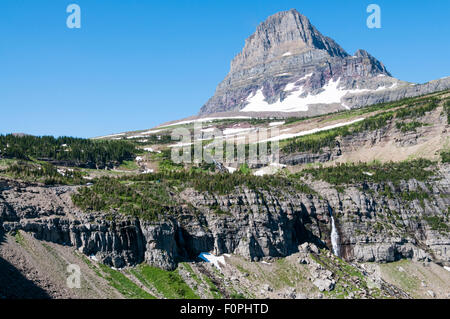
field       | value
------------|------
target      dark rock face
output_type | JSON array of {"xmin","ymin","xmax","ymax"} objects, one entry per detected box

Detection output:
[
  {"xmin": 199, "ymin": 9, "xmax": 450, "ymax": 117},
  {"xmin": 0, "ymin": 183, "xmax": 327, "ymax": 270},
  {"xmin": 341, "ymin": 77, "xmax": 450, "ymax": 109},
  {"xmin": 36, "ymin": 159, "xmax": 122, "ymax": 170},
  {"xmin": 1, "ymin": 166, "xmax": 449, "ymax": 270},
  {"xmin": 280, "ymin": 148, "xmax": 336, "ymax": 166}
]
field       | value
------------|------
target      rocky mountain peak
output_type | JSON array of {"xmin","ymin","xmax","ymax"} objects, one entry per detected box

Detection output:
[
  {"xmin": 354, "ymin": 49, "xmax": 371, "ymax": 58},
  {"xmin": 198, "ymin": 9, "xmax": 450, "ymax": 116},
  {"xmin": 230, "ymin": 9, "xmax": 348, "ymax": 72},
  {"xmin": 354, "ymin": 49, "xmax": 391, "ymax": 76}
]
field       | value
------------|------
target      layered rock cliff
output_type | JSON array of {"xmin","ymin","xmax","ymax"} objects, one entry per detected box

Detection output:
[
  {"xmin": 199, "ymin": 9, "xmax": 450, "ymax": 117},
  {"xmin": 1, "ymin": 164, "xmax": 449, "ymax": 271}
]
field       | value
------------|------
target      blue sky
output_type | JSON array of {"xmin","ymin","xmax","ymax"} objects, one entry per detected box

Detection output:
[{"xmin": 1, "ymin": 0, "xmax": 449, "ymax": 138}]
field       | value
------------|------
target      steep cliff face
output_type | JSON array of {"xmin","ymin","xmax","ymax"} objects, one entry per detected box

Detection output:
[
  {"xmin": 0, "ymin": 181, "xmax": 325, "ymax": 270},
  {"xmin": 228, "ymin": 9, "xmax": 349, "ymax": 74},
  {"xmin": 198, "ymin": 9, "xmax": 450, "ymax": 117},
  {"xmin": 1, "ymin": 165, "xmax": 449, "ymax": 271},
  {"xmin": 280, "ymin": 98, "xmax": 449, "ymax": 166},
  {"xmin": 314, "ymin": 175, "xmax": 450, "ymax": 264}
]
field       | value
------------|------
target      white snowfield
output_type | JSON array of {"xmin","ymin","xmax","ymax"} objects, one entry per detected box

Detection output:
[
  {"xmin": 168, "ymin": 142, "xmax": 193, "ymax": 148},
  {"xmin": 254, "ymin": 163, "xmax": 287, "ymax": 176},
  {"xmin": 200, "ymin": 127, "xmax": 258, "ymax": 142},
  {"xmin": 261, "ymin": 117, "xmax": 365, "ymax": 143},
  {"xmin": 225, "ymin": 166, "xmax": 237, "ymax": 173},
  {"xmin": 168, "ymin": 117, "xmax": 364, "ymax": 147},
  {"xmin": 169, "ymin": 128, "xmax": 253, "ymax": 147},
  {"xmin": 159, "ymin": 116, "xmax": 252, "ymax": 128},
  {"xmin": 283, "ymin": 73, "xmax": 313, "ymax": 92},
  {"xmin": 140, "ymin": 129, "xmax": 165, "ymax": 135},
  {"xmin": 201, "ymin": 127, "xmax": 216, "ymax": 133},
  {"xmin": 276, "ymin": 73, "xmax": 292, "ymax": 77},
  {"xmin": 143, "ymin": 147, "xmax": 161, "ymax": 154},
  {"xmin": 241, "ymin": 78, "xmax": 395, "ymax": 113},
  {"xmin": 198, "ymin": 253, "xmax": 226, "ymax": 270},
  {"xmin": 223, "ymin": 127, "xmax": 254, "ymax": 135},
  {"xmin": 93, "ymin": 133, "xmax": 125, "ymax": 140}
]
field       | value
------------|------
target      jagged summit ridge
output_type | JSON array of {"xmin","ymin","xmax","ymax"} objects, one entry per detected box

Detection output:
[
  {"xmin": 230, "ymin": 9, "xmax": 348, "ymax": 72},
  {"xmin": 198, "ymin": 9, "xmax": 450, "ymax": 117}
]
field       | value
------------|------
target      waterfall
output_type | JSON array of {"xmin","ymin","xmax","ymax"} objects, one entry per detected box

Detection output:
[{"xmin": 329, "ymin": 207, "xmax": 340, "ymax": 257}]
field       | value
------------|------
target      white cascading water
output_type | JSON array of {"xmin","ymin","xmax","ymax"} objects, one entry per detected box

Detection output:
[{"xmin": 330, "ymin": 212, "xmax": 340, "ymax": 257}]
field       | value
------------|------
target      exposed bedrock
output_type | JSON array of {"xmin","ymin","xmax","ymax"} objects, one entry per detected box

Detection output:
[
  {"xmin": 199, "ymin": 9, "xmax": 450, "ymax": 117},
  {"xmin": 1, "ymin": 171, "xmax": 449, "ymax": 270}
]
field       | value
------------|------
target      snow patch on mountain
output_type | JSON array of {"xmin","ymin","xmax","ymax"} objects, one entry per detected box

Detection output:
[
  {"xmin": 262, "ymin": 117, "xmax": 365, "ymax": 142},
  {"xmin": 223, "ymin": 127, "xmax": 254, "ymax": 135},
  {"xmin": 198, "ymin": 253, "xmax": 226, "ymax": 270},
  {"xmin": 241, "ymin": 78, "xmax": 393, "ymax": 113},
  {"xmin": 269, "ymin": 121, "xmax": 285, "ymax": 126},
  {"xmin": 160, "ymin": 116, "xmax": 252, "ymax": 128}
]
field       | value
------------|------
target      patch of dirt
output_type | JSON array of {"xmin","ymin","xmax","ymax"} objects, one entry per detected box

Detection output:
[
  {"xmin": 333, "ymin": 108, "xmax": 448, "ymax": 164},
  {"xmin": 376, "ymin": 260, "xmax": 450, "ymax": 299},
  {"xmin": 0, "ymin": 231, "xmax": 121, "ymax": 299}
]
